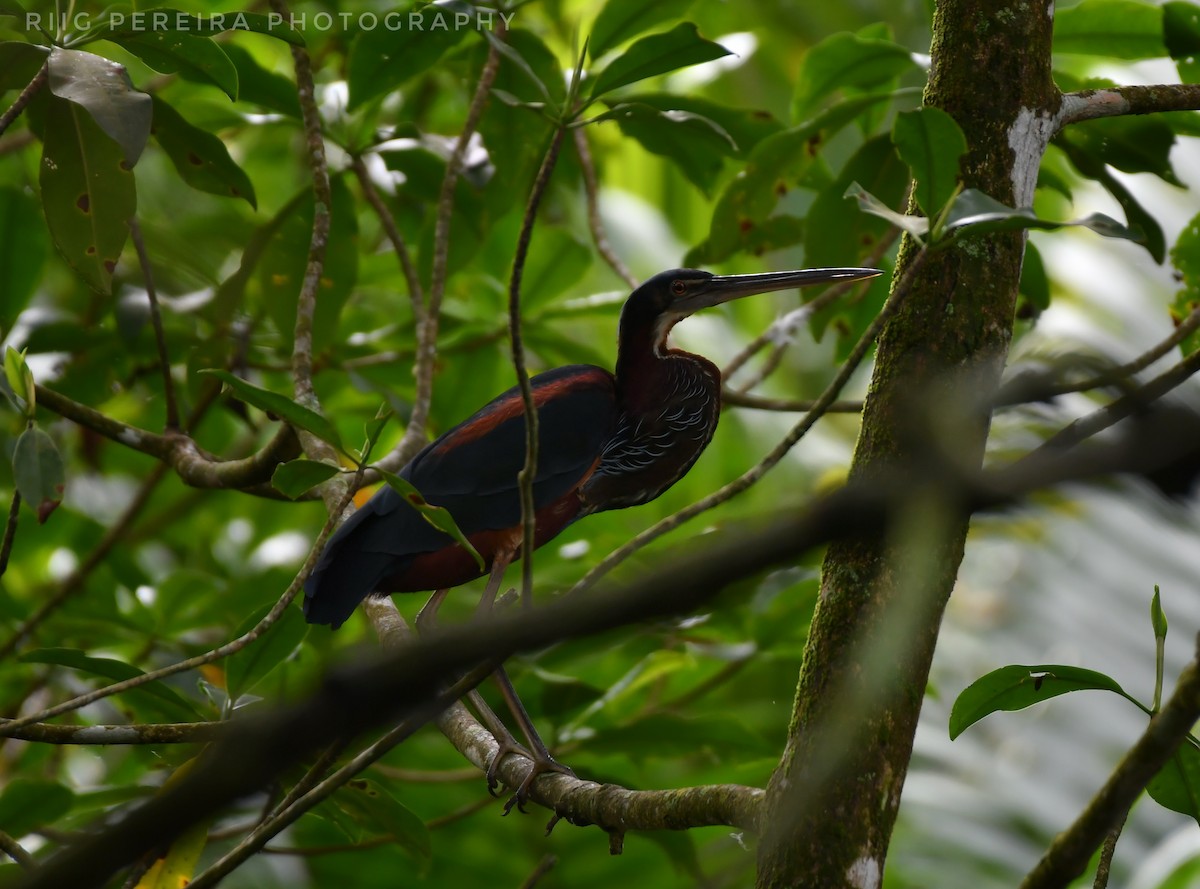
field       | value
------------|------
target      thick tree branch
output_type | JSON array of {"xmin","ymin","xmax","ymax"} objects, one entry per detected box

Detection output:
[
  {"xmin": 1057, "ymin": 84, "xmax": 1200, "ymax": 129},
  {"xmin": 1020, "ymin": 637, "xmax": 1200, "ymax": 889}
]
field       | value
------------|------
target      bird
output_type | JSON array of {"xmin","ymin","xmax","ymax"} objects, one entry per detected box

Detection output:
[{"xmin": 303, "ymin": 265, "xmax": 881, "ymax": 802}]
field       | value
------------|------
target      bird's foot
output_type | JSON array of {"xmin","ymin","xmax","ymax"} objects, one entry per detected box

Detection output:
[
  {"xmin": 502, "ymin": 752, "xmax": 576, "ymax": 816},
  {"xmin": 484, "ymin": 732, "xmax": 533, "ymax": 796}
]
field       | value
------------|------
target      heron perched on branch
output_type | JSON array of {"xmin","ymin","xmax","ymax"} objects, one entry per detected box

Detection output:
[{"xmin": 304, "ymin": 265, "xmax": 882, "ymax": 804}]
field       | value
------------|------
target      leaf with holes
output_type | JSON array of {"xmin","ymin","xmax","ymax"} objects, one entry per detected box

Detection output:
[
  {"xmin": 46, "ymin": 47, "xmax": 151, "ymax": 165},
  {"xmin": 39, "ymin": 95, "xmax": 136, "ymax": 293},
  {"xmin": 949, "ymin": 664, "xmax": 1132, "ymax": 739},
  {"xmin": 117, "ymin": 31, "xmax": 238, "ymax": 101},
  {"xmin": 13, "ymin": 425, "xmax": 64, "ymax": 522},
  {"xmin": 151, "ymin": 97, "xmax": 256, "ymax": 207},
  {"xmin": 792, "ymin": 31, "xmax": 917, "ymax": 120},
  {"xmin": 377, "ymin": 468, "xmax": 485, "ymax": 571},
  {"xmin": 589, "ymin": 23, "xmax": 730, "ymax": 100},
  {"xmin": 199, "ymin": 369, "xmax": 343, "ymax": 452}
]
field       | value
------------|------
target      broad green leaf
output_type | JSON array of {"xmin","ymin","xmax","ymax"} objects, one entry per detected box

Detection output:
[
  {"xmin": 134, "ymin": 824, "xmax": 207, "ymax": 889},
  {"xmin": 1148, "ymin": 744, "xmax": 1200, "ymax": 827},
  {"xmin": 891, "ymin": 107, "xmax": 967, "ymax": 215},
  {"xmin": 211, "ymin": 188, "xmax": 308, "ymax": 317},
  {"xmin": 199, "ymin": 369, "xmax": 344, "ymax": 451},
  {"xmin": 72, "ymin": 9, "xmax": 303, "ymax": 48},
  {"xmin": 617, "ymin": 91, "xmax": 783, "ymax": 155},
  {"xmin": 792, "ymin": 32, "xmax": 917, "ymax": 120},
  {"xmin": 522, "ymin": 228, "xmax": 592, "ymax": 311},
  {"xmin": 217, "ymin": 43, "xmax": 300, "ymax": 116},
  {"xmin": 0, "ymin": 187, "xmax": 47, "ymax": 330},
  {"xmin": 0, "ymin": 779, "xmax": 74, "ymax": 838},
  {"xmin": 39, "ymin": 95, "xmax": 137, "ymax": 293},
  {"xmin": 359, "ymin": 407, "xmax": 393, "ymax": 464},
  {"xmin": 1172, "ymin": 212, "xmax": 1200, "ymax": 343},
  {"xmin": 118, "ymin": 31, "xmax": 238, "ymax": 101},
  {"xmin": 323, "ymin": 778, "xmax": 431, "ymax": 867},
  {"xmin": 1019, "ymin": 241, "xmax": 1050, "ymax": 313},
  {"xmin": 1054, "ymin": 0, "xmax": 1165, "ymax": 59},
  {"xmin": 687, "ymin": 215, "xmax": 806, "ymax": 266},
  {"xmin": 589, "ymin": 23, "xmax": 730, "ymax": 100},
  {"xmin": 46, "ymin": 47, "xmax": 152, "ymax": 165},
  {"xmin": 13, "ymin": 425, "xmax": 63, "ymax": 522},
  {"xmin": 1166, "ymin": 2, "xmax": 1200, "ymax": 82},
  {"xmin": 272, "ymin": 458, "xmax": 340, "ymax": 499},
  {"xmin": 19, "ymin": 648, "xmax": 202, "ymax": 720},
  {"xmin": 0, "ymin": 41, "xmax": 48, "ymax": 93},
  {"xmin": 0, "ymin": 2, "xmax": 25, "ymax": 18},
  {"xmin": 941, "ymin": 188, "xmax": 1141, "ymax": 242},
  {"xmin": 257, "ymin": 176, "xmax": 357, "ymax": 353},
  {"xmin": 346, "ymin": 1, "xmax": 471, "ymax": 110},
  {"xmin": 697, "ymin": 89, "xmax": 906, "ymax": 263},
  {"xmin": 150, "ymin": 97, "xmax": 257, "ymax": 207},
  {"xmin": 224, "ymin": 603, "xmax": 309, "ymax": 703},
  {"xmin": 377, "ymin": 468, "xmax": 485, "ymax": 570},
  {"xmin": 1059, "ymin": 115, "xmax": 1179, "ymax": 184},
  {"xmin": 601, "ymin": 102, "xmax": 735, "ymax": 194},
  {"xmin": 588, "ymin": 0, "xmax": 694, "ymax": 59},
  {"xmin": 584, "ymin": 713, "xmax": 773, "ymax": 758},
  {"xmin": 949, "ymin": 663, "xmax": 1130, "ymax": 739}
]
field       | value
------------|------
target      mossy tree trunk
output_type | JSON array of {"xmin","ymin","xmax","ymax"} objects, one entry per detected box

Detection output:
[{"xmin": 757, "ymin": 1, "xmax": 1060, "ymax": 886}]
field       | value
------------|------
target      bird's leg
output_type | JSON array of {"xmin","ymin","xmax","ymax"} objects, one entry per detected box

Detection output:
[
  {"xmin": 415, "ymin": 587, "xmax": 533, "ymax": 769},
  {"xmin": 476, "ymin": 547, "xmax": 576, "ymax": 813}
]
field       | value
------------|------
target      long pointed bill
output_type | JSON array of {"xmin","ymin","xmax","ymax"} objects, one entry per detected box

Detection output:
[{"xmin": 689, "ymin": 267, "xmax": 882, "ymax": 312}]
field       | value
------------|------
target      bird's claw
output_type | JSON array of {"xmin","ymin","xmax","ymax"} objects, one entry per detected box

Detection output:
[
  {"xmin": 485, "ymin": 736, "xmax": 532, "ymax": 796},
  {"xmin": 502, "ymin": 754, "xmax": 576, "ymax": 815}
]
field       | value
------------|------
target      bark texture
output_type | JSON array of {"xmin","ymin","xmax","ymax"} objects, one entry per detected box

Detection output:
[{"xmin": 756, "ymin": 2, "xmax": 1059, "ymax": 886}]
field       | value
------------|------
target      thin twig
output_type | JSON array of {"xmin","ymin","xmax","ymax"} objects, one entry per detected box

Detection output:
[
  {"xmin": 185, "ymin": 661, "xmax": 501, "ymax": 889},
  {"xmin": 264, "ymin": 739, "xmax": 346, "ymax": 823},
  {"xmin": 0, "ymin": 478, "xmax": 358, "ymax": 737},
  {"xmin": 128, "ymin": 217, "xmax": 179, "ymax": 430},
  {"xmin": 1092, "ymin": 811, "xmax": 1126, "ymax": 889},
  {"xmin": 0, "ymin": 830, "xmax": 32, "ymax": 868},
  {"xmin": 721, "ymin": 391, "xmax": 864, "ymax": 414},
  {"xmin": 0, "ymin": 718, "xmax": 221, "ymax": 744},
  {"xmin": 383, "ymin": 30, "xmax": 505, "ymax": 472},
  {"xmin": 1057, "ymin": 84, "xmax": 1200, "ymax": 129},
  {"xmin": 574, "ymin": 127, "xmax": 636, "ymax": 289},
  {"xmin": 0, "ymin": 463, "xmax": 169, "ymax": 662},
  {"xmin": 519, "ymin": 854, "xmax": 558, "ymax": 889},
  {"xmin": 568, "ymin": 250, "xmax": 925, "ymax": 597},
  {"xmin": 510, "ymin": 126, "xmax": 568, "ymax": 608},
  {"xmin": 0, "ymin": 62, "xmax": 48, "ymax": 140},
  {"xmin": 0, "ymin": 490, "xmax": 20, "ymax": 579},
  {"xmin": 349, "ymin": 155, "xmax": 424, "ymax": 324}
]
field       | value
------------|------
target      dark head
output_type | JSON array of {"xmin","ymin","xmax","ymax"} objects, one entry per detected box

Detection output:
[{"xmin": 619, "ymin": 266, "xmax": 884, "ymax": 355}]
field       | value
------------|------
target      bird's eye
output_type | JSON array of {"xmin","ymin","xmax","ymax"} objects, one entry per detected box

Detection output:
[{"xmin": 671, "ymin": 279, "xmax": 687, "ymax": 296}]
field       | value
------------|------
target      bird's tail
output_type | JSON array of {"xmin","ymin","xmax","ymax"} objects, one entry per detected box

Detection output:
[{"xmin": 302, "ymin": 542, "xmax": 398, "ymax": 630}]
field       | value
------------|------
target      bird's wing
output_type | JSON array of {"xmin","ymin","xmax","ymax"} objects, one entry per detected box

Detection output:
[{"xmin": 376, "ymin": 364, "xmax": 618, "ymax": 542}]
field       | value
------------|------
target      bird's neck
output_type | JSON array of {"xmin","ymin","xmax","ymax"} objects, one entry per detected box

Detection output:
[{"xmin": 614, "ymin": 325, "xmax": 721, "ymax": 413}]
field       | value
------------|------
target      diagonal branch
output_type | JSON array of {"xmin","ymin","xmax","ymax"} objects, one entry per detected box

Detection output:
[
  {"xmin": 128, "ymin": 217, "xmax": 179, "ymax": 430},
  {"xmin": 574, "ymin": 127, "xmax": 637, "ymax": 289},
  {"xmin": 0, "ymin": 62, "xmax": 47, "ymax": 140}
]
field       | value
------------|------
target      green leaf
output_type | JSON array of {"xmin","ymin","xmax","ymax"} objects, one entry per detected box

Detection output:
[
  {"xmin": 258, "ymin": 175, "xmax": 357, "ymax": 354},
  {"xmin": 891, "ymin": 106, "xmax": 967, "ymax": 215},
  {"xmin": 941, "ymin": 188, "xmax": 1142, "ymax": 242},
  {"xmin": 224, "ymin": 603, "xmax": 309, "ymax": 703},
  {"xmin": 589, "ymin": 22, "xmax": 730, "ymax": 100},
  {"xmin": 72, "ymin": 9, "xmax": 303, "ymax": 48},
  {"xmin": 843, "ymin": 181, "xmax": 929, "ymax": 240},
  {"xmin": 0, "ymin": 779, "xmax": 74, "ymax": 838},
  {"xmin": 1165, "ymin": 1, "xmax": 1200, "ymax": 82},
  {"xmin": 19, "ymin": 648, "xmax": 202, "ymax": 720},
  {"xmin": 949, "ymin": 663, "xmax": 1130, "ymax": 739},
  {"xmin": 133, "ymin": 818, "xmax": 208, "ymax": 889},
  {"xmin": 150, "ymin": 97, "xmax": 256, "ymax": 207},
  {"xmin": 522, "ymin": 228, "xmax": 592, "ymax": 311},
  {"xmin": 377, "ymin": 468, "xmax": 485, "ymax": 571},
  {"xmin": 697, "ymin": 89, "xmax": 905, "ymax": 263},
  {"xmin": 217, "ymin": 43, "xmax": 300, "ymax": 116},
  {"xmin": 616, "ymin": 91, "xmax": 783, "ymax": 155},
  {"xmin": 39, "ymin": 95, "xmax": 137, "ymax": 294},
  {"xmin": 13, "ymin": 425, "xmax": 63, "ymax": 522},
  {"xmin": 272, "ymin": 458, "xmax": 340, "ymax": 499},
  {"xmin": 585, "ymin": 713, "xmax": 772, "ymax": 758},
  {"xmin": 1152, "ymin": 585, "xmax": 1169, "ymax": 641},
  {"xmin": 0, "ymin": 187, "xmax": 47, "ymax": 330},
  {"xmin": 117, "ymin": 31, "xmax": 238, "ymax": 101},
  {"xmin": 0, "ymin": 41, "xmax": 48, "ymax": 93},
  {"xmin": 199, "ymin": 369, "xmax": 343, "ymax": 451},
  {"xmin": 1059, "ymin": 115, "xmax": 1179, "ymax": 184},
  {"xmin": 588, "ymin": 0, "xmax": 694, "ymax": 59},
  {"xmin": 46, "ymin": 47, "xmax": 152, "ymax": 165},
  {"xmin": 792, "ymin": 32, "xmax": 917, "ymax": 120},
  {"xmin": 1019, "ymin": 241, "xmax": 1050, "ymax": 313},
  {"xmin": 1148, "ymin": 743, "xmax": 1200, "ymax": 827},
  {"xmin": 322, "ymin": 778, "xmax": 430, "ymax": 867},
  {"xmin": 346, "ymin": 2, "xmax": 471, "ymax": 111},
  {"xmin": 601, "ymin": 102, "xmax": 735, "ymax": 194},
  {"xmin": 1054, "ymin": 0, "xmax": 1165, "ymax": 59},
  {"xmin": 0, "ymin": 2, "xmax": 26, "ymax": 18},
  {"xmin": 4, "ymin": 347, "xmax": 33, "ymax": 416}
]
